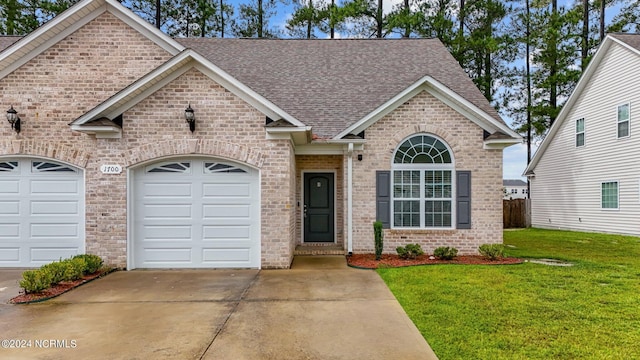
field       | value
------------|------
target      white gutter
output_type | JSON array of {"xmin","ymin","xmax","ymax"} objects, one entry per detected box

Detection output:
[{"xmin": 347, "ymin": 143, "xmax": 354, "ymax": 254}]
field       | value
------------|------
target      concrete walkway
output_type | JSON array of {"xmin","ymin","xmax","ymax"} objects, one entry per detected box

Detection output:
[{"xmin": 0, "ymin": 256, "xmax": 437, "ymax": 360}]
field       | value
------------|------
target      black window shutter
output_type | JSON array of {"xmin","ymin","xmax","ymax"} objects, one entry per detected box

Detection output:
[
  {"xmin": 456, "ymin": 171, "xmax": 472, "ymax": 229},
  {"xmin": 376, "ymin": 171, "xmax": 391, "ymax": 229}
]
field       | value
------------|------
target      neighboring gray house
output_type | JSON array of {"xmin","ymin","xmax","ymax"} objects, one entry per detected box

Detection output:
[
  {"xmin": 0, "ymin": 0, "xmax": 521, "ymax": 269},
  {"xmin": 503, "ymin": 179, "xmax": 528, "ymax": 199},
  {"xmin": 524, "ymin": 34, "xmax": 640, "ymax": 236}
]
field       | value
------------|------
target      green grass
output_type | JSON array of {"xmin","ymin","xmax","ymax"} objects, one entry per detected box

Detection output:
[{"xmin": 378, "ymin": 228, "xmax": 640, "ymax": 360}]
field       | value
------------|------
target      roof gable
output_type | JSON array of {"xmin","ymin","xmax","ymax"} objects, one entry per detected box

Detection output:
[
  {"xmin": 71, "ymin": 50, "xmax": 306, "ymax": 133},
  {"xmin": 0, "ymin": 0, "xmax": 184, "ymax": 79},
  {"xmin": 525, "ymin": 34, "xmax": 640, "ymax": 175}
]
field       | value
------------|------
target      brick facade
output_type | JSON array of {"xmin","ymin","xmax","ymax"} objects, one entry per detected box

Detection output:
[
  {"xmin": 1, "ymin": 10, "xmax": 505, "ymax": 268},
  {"xmin": 349, "ymin": 90, "xmax": 503, "ymax": 255},
  {"xmin": 0, "ymin": 14, "xmax": 296, "ymax": 269}
]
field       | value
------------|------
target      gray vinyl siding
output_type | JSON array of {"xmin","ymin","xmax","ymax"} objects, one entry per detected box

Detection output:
[{"xmin": 531, "ymin": 43, "xmax": 640, "ymax": 236}]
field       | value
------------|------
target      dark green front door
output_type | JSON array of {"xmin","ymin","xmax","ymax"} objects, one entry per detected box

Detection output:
[{"xmin": 304, "ymin": 173, "xmax": 334, "ymax": 242}]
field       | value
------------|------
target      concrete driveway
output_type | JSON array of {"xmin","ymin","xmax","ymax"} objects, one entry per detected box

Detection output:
[{"xmin": 0, "ymin": 256, "xmax": 437, "ymax": 360}]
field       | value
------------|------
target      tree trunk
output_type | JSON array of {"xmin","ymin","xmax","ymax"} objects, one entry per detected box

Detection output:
[
  {"xmin": 258, "ymin": 0, "xmax": 264, "ymax": 38},
  {"xmin": 307, "ymin": 0, "xmax": 313, "ymax": 38},
  {"xmin": 220, "ymin": 0, "xmax": 225, "ymax": 37},
  {"xmin": 330, "ymin": 0, "xmax": 335, "ymax": 38},
  {"xmin": 549, "ymin": 0, "xmax": 558, "ymax": 126},
  {"xmin": 526, "ymin": 0, "xmax": 532, "ymax": 197},
  {"xmin": 403, "ymin": 0, "xmax": 410, "ymax": 38},
  {"xmin": 582, "ymin": 0, "xmax": 588, "ymax": 70},
  {"xmin": 376, "ymin": 0, "xmax": 383, "ymax": 38},
  {"xmin": 156, "ymin": 0, "xmax": 161, "ymax": 29},
  {"xmin": 600, "ymin": 0, "xmax": 605, "ymax": 41}
]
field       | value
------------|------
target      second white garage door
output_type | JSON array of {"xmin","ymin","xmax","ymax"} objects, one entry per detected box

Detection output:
[{"xmin": 133, "ymin": 158, "xmax": 260, "ymax": 268}]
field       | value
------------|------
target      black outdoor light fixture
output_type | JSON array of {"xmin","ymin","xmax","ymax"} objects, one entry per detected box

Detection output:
[
  {"xmin": 6, "ymin": 106, "xmax": 21, "ymax": 134},
  {"xmin": 184, "ymin": 104, "xmax": 195, "ymax": 133}
]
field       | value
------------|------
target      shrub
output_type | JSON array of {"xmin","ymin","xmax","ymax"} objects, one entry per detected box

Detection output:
[
  {"xmin": 73, "ymin": 254, "xmax": 103, "ymax": 274},
  {"xmin": 396, "ymin": 244, "xmax": 424, "ymax": 259},
  {"xmin": 373, "ymin": 221, "xmax": 384, "ymax": 260},
  {"xmin": 20, "ymin": 270, "xmax": 53, "ymax": 294},
  {"xmin": 479, "ymin": 244, "xmax": 505, "ymax": 260},
  {"xmin": 433, "ymin": 246, "xmax": 458, "ymax": 260},
  {"xmin": 62, "ymin": 257, "xmax": 86, "ymax": 281},
  {"xmin": 42, "ymin": 261, "xmax": 67, "ymax": 285}
]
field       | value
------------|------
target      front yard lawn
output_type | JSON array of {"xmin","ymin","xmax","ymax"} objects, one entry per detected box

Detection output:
[{"xmin": 378, "ymin": 228, "xmax": 640, "ymax": 359}]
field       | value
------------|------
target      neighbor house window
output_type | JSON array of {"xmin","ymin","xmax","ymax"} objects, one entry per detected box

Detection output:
[
  {"xmin": 392, "ymin": 134, "xmax": 454, "ymax": 228},
  {"xmin": 601, "ymin": 181, "xmax": 619, "ymax": 209},
  {"xmin": 576, "ymin": 118, "xmax": 585, "ymax": 146},
  {"xmin": 617, "ymin": 104, "xmax": 630, "ymax": 138}
]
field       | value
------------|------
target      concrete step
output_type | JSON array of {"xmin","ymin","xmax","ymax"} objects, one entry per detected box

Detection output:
[{"xmin": 294, "ymin": 244, "xmax": 346, "ymax": 256}]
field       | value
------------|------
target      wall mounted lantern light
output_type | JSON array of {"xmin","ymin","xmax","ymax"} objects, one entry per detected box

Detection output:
[
  {"xmin": 184, "ymin": 104, "xmax": 195, "ymax": 133},
  {"xmin": 6, "ymin": 106, "xmax": 21, "ymax": 134}
]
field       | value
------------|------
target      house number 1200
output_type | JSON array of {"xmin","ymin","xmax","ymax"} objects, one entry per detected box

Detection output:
[{"xmin": 100, "ymin": 164, "xmax": 122, "ymax": 174}]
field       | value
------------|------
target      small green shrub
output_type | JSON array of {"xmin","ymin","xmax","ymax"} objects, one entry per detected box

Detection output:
[
  {"xmin": 433, "ymin": 246, "xmax": 458, "ymax": 260},
  {"xmin": 42, "ymin": 261, "xmax": 67, "ymax": 285},
  {"xmin": 396, "ymin": 244, "xmax": 424, "ymax": 259},
  {"xmin": 19, "ymin": 270, "xmax": 53, "ymax": 294},
  {"xmin": 373, "ymin": 221, "xmax": 384, "ymax": 260},
  {"xmin": 73, "ymin": 254, "xmax": 103, "ymax": 274},
  {"xmin": 62, "ymin": 257, "xmax": 86, "ymax": 281},
  {"xmin": 479, "ymin": 244, "xmax": 505, "ymax": 260}
]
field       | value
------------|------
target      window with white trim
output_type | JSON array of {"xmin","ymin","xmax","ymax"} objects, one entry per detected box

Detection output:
[
  {"xmin": 601, "ymin": 181, "xmax": 619, "ymax": 209},
  {"xmin": 576, "ymin": 118, "xmax": 585, "ymax": 147},
  {"xmin": 617, "ymin": 103, "xmax": 630, "ymax": 138},
  {"xmin": 392, "ymin": 134, "xmax": 454, "ymax": 228}
]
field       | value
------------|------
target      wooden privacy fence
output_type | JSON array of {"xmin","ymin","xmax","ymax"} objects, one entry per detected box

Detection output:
[{"xmin": 503, "ymin": 199, "xmax": 531, "ymax": 228}]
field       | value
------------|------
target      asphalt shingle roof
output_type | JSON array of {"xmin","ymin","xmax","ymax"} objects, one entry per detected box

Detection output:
[
  {"xmin": 503, "ymin": 179, "xmax": 527, "ymax": 187},
  {"xmin": 0, "ymin": 36, "xmax": 21, "ymax": 52},
  {"xmin": 176, "ymin": 38, "xmax": 504, "ymax": 138},
  {"xmin": 610, "ymin": 33, "xmax": 640, "ymax": 51}
]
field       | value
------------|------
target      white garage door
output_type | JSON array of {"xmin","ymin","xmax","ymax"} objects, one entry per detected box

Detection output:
[
  {"xmin": 0, "ymin": 159, "xmax": 85, "ymax": 267},
  {"xmin": 133, "ymin": 159, "xmax": 260, "ymax": 268}
]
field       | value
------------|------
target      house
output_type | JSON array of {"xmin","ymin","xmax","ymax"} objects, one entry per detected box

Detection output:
[
  {"xmin": 503, "ymin": 179, "xmax": 528, "ymax": 199},
  {"xmin": 0, "ymin": 0, "xmax": 521, "ymax": 269},
  {"xmin": 524, "ymin": 34, "xmax": 640, "ymax": 236}
]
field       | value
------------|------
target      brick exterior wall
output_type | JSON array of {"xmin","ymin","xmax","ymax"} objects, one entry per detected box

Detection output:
[
  {"xmin": 349, "ymin": 90, "xmax": 504, "ymax": 255},
  {"xmin": 0, "ymin": 13, "xmax": 296, "ymax": 269}
]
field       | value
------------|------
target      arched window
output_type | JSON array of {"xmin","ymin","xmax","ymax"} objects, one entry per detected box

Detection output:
[{"xmin": 392, "ymin": 134, "xmax": 454, "ymax": 228}]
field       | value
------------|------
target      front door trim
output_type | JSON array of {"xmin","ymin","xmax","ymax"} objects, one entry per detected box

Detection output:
[{"xmin": 301, "ymin": 170, "xmax": 337, "ymax": 243}]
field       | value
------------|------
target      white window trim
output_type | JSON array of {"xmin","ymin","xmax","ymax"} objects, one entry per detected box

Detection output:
[
  {"xmin": 601, "ymin": 180, "xmax": 619, "ymax": 211},
  {"xmin": 391, "ymin": 134, "xmax": 456, "ymax": 230},
  {"xmin": 575, "ymin": 118, "xmax": 585, "ymax": 147},
  {"xmin": 617, "ymin": 103, "xmax": 630, "ymax": 139}
]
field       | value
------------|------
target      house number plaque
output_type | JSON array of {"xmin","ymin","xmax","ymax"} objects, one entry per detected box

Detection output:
[{"xmin": 100, "ymin": 164, "xmax": 122, "ymax": 174}]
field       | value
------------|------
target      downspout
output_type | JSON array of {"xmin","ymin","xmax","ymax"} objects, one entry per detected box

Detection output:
[{"xmin": 347, "ymin": 143, "xmax": 353, "ymax": 255}]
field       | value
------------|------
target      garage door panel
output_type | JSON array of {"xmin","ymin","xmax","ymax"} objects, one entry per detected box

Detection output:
[
  {"xmin": 202, "ymin": 248, "xmax": 250, "ymax": 262},
  {"xmin": 0, "ymin": 224, "xmax": 20, "ymax": 238},
  {"xmin": 203, "ymin": 225, "xmax": 251, "ymax": 239},
  {"xmin": 143, "ymin": 183, "xmax": 192, "ymax": 197},
  {"xmin": 203, "ymin": 204, "xmax": 250, "ymax": 218},
  {"xmin": 0, "ymin": 180, "xmax": 19, "ymax": 193},
  {"xmin": 31, "ymin": 201, "xmax": 79, "ymax": 215},
  {"xmin": 31, "ymin": 248, "xmax": 79, "ymax": 262},
  {"xmin": 142, "ymin": 204, "xmax": 192, "ymax": 219},
  {"xmin": 0, "ymin": 201, "xmax": 19, "ymax": 214},
  {"xmin": 142, "ymin": 225, "xmax": 192, "ymax": 240},
  {"xmin": 0, "ymin": 248, "xmax": 20, "ymax": 261},
  {"xmin": 202, "ymin": 183, "xmax": 251, "ymax": 197},
  {"xmin": 134, "ymin": 159, "xmax": 259, "ymax": 268},
  {"xmin": 31, "ymin": 180, "xmax": 79, "ymax": 194},
  {"xmin": 142, "ymin": 248, "xmax": 192, "ymax": 263},
  {"xmin": 30, "ymin": 223, "xmax": 78, "ymax": 238}
]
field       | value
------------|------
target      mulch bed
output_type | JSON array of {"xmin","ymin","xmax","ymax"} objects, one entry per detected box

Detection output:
[
  {"xmin": 347, "ymin": 254, "xmax": 524, "ymax": 269},
  {"xmin": 9, "ymin": 268, "xmax": 115, "ymax": 304}
]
